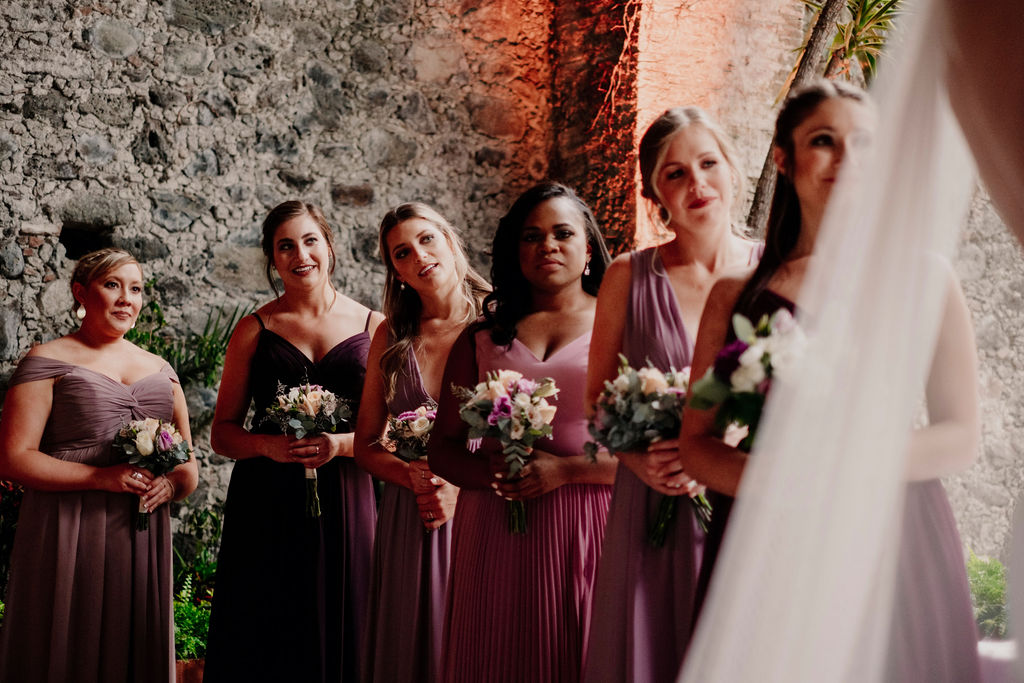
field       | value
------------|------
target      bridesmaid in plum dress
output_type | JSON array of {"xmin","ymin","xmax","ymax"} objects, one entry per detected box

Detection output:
[
  {"xmin": 355, "ymin": 202, "xmax": 489, "ymax": 683},
  {"xmin": 582, "ymin": 108, "xmax": 761, "ymax": 683},
  {"xmin": 0, "ymin": 248, "xmax": 198, "ymax": 683},
  {"xmin": 679, "ymin": 82, "xmax": 982, "ymax": 682},
  {"xmin": 430, "ymin": 183, "xmax": 616, "ymax": 683},
  {"xmin": 204, "ymin": 201, "xmax": 383, "ymax": 683}
]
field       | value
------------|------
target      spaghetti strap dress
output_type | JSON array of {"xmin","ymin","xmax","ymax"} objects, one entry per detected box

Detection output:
[
  {"xmin": 362, "ymin": 345, "xmax": 451, "ymax": 683},
  {"xmin": 441, "ymin": 329, "xmax": 613, "ymax": 683},
  {"xmin": 0, "ymin": 356, "xmax": 179, "ymax": 683},
  {"xmin": 203, "ymin": 312, "xmax": 377, "ymax": 683},
  {"xmin": 584, "ymin": 244, "xmax": 759, "ymax": 683}
]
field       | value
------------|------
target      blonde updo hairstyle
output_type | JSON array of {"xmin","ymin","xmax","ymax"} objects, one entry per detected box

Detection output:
[
  {"xmin": 638, "ymin": 106, "xmax": 746, "ymax": 226},
  {"xmin": 70, "ymin": 247, "xmax": 142, "ymax": 318}
]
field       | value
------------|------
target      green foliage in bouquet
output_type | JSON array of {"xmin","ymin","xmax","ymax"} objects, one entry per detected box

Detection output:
[
  {"xmin": 126, "ymin": 279, "xmax": 253, "ymax": 387},
  {"xmin": 967, "ymin": 550, "xmax": 1008, "ymax": 639}
]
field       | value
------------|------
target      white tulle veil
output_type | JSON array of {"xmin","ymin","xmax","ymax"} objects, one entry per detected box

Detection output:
[{"xmin": 678, "ymin": 0, "xmax": 980, "ymax": 680}]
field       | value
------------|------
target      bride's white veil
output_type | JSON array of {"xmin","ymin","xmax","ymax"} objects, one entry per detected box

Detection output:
[{"xmin": 678, "ymin": 0, "xmax": 979, "ymax": 680}]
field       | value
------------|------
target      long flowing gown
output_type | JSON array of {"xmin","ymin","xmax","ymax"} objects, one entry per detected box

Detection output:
[
  {"xmin": 203, "ymin": 314, "xmax": 377, "ymax": 683},
  {"xmin": 0, "ymin": 357, "xmax": 179, "ymax": 683},
  {"xmin": 693, "ymin": 289, "xmax": 981, "ymax": 682},
  {"xmin": 362, "ymin": 346, "xmax": 450, "ymax": 683},
  {"xmin": 441, "ymin": 329, "xmax": 613, "ymax": 683},
  {"xmin": 584, "ymin": 245, "xmax": 759, "ymax": 683}
]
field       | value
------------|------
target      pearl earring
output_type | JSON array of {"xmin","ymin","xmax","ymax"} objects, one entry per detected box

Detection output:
[{"xmin": 76, "ymin": 306, "xmax": 86, "ymax": 321}]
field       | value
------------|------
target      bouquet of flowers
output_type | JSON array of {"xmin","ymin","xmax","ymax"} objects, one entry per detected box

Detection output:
[
  {"xmin": 689, "ymin": 308, "xmax": 806, "ymax": 451},
  {"xmin": 382, "ymin": 403, "xmax": 437, "ymax": 462},
  {"xmin": 585, "ymin": 355, "xmax": 711, "ymax": 547},
  {"xmin": 452, "ymin": 369, "xmax": 558, "ymax": 534},
  {"xmin": 264, "ymin": 382, "xmax": 351, "ymax": 518},
  {"xmin": 112, "ymin": 418, "xmax": 192, "ymax": 530}
]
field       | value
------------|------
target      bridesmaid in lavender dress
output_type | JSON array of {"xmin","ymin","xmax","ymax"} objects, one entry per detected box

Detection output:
[
  {"xmin": 0, "ymin": 248, "xmax": 198, "ymax": 683},
  {"xmin": 582, "ymin": 108, "xmax": 760, "ymax": 683},
  {"xmin": 679, "ymin": 82, "xmax": 982, "ymax": 682},
  {"xmin": 204, "ymin": 201, "xmax": 383, "ymax": 683},
  {"xmin": 355, "ymin": 203, "xmax": 489, "ymax": 683},
  {"xmin": 431, "ymin": 183, "xmax": 616, "ymax": 683}
]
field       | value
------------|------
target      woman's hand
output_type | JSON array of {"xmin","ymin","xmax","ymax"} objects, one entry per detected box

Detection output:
[
  {"xmin": 492, "ymin": 448, "xmax": 567, "ymax": 500},
  {"xmin": 411, "ymin": 459, "xmax": 459, "ymax": 530},
  {"xmin": 617, "ymin": 439, "xmax": 699, "ymax": 496},
  {"xmin": 288, "ymin": 432, "xmax": 351, "ymax": 469},
  {"xmin": 140, "ymin": 473, "xmax": 177, "ymax": 512},
  {"xmin": 96, "ymin": 462, "xmax": 154, "ymax": 496}
]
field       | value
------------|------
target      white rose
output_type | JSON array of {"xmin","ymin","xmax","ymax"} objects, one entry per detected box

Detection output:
[
  {"xmin": 485, "ymin": 380, "xmax": 506, "ymax": 401},
  {"xmin": 142, "ymin": 418, "xmax": 160, "ymax": 438},
  {"xmin": 513, "ymin": 392, "xmax": 531, "ymax": 409},
  {"xmin": 409, "ymin": 416, "xmax": 433, "ymax": 437},
  {"xmin": 612, "ymin": 373, "xmax": 631, "ymax": 393},
  {"xmin": 135, "ymin": 431, "xmax": 155, "ymax": 456},
  {"xmin": 536, "ymin": 401, "xmax": 557, "ymax": 425},
  {"xmin": 730, "ymin": 360, "xmax": 766, "ymax": 393},
  {"xmin": 496, "ymin": 369, "xmax": 523, "ymax": 389}
]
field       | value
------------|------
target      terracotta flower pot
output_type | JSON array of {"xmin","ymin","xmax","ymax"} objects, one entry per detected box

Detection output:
[{"xmin": 175, "ymin": 658, "xmax": 205, "ymax": 683}]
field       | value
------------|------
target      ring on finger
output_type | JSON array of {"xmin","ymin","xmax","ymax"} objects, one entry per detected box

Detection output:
[{"xmin": 132, "ymin": 471, "xmax": 143, "ymax": 481}]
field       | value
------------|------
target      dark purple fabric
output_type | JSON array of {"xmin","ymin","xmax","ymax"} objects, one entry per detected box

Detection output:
[
  {"xmin": 363, "ymin": 347, "xmax": 451, "ymax": 683},
  {"xmin": 0, "ymin": 357, "xmax": 177, "ymax": 683},
  {"xmin": 583, "ymin": 247, "xmax": 704, "ymax": 683},
  {"xmin": 442, "ymin": 330, "xmax": 612, "ymax": 683},
  {"xmin": 204, "ymin": 329, "xmax": 377, "ymax": 683}
]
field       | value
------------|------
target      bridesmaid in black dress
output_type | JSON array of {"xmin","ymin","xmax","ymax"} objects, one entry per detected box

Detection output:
[{"xmin": 204, "ymin": 201, "xmax": 383, "ymax": 683}]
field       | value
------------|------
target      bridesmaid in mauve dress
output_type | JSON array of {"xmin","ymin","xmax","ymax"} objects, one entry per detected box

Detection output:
[
  {"xmin": 0, "ymin": 248, "xmax": 198, "ymax": 683},
  {"xmin": 583, "ymin": 108, "xmax": 761, "ymax": 683},
  {"xmin": 679, "ymin": 82, "xmax": 982, "ymax": 682},
  {"xmin": 203, "ymin": 201, "xmax": 382, "ymax": 683},
  {"xmin": 430, "ymin": 183, "xmax": 617, "ymax": 683},
  {"xmin": 355, "ymin": 203, "xmax": 489, "ymax": 683}
]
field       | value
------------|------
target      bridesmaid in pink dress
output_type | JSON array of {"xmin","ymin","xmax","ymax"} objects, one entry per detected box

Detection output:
[
  {"xmin": 582, "ymin": 107, "xmax": 761, "ymax": 683},
  {"xmin": 355, "ymin": 203, "xmax": 489, "ymax": 683},
  {"xmin": 0, "ymin": 248, "xmax": 199, "ymax": 683},
  {"xmin": 430, "ymin": 183, "xmax": 617, "ymax": 683}
]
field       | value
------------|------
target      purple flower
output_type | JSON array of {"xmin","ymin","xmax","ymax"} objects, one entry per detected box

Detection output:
[
  {"xmin": 487, "ymin": 395, "xmax": 512, "ymax": 425},
  {"xmin": 396, "ymin": 410, "xmax": 419, "ymax": 421},
  {"xmin": 157, "ymin": 428, "xmax": 175, "ymax": 451},
  {"xmin": 515, "ymin": 378, "xmax": 538, "ymax": 396},
  {"xmin": 713, "ymin": 340, "xmax": 749, "ymax": 382}
]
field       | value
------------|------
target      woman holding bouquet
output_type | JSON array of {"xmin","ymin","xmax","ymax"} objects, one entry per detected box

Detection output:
[
  {"xmin": 204, "ymin": 201, "xmax": 383, "ymax": 683},
  {"xmin": 0, "ymin": 247, "xmax": 198, "ymax": 682},
  {"xmin": 355, "ymin": 203, "xmax": 489, "ymax": 682},
  {"xmin": 430, "ymin": 182, "xmax": 617, "ymax": 683},
  {"xmin": 582, "ymin": 107, "xmax": 761, "ymax": 683},
  {"xmin": 679, "ymin": 81, "xmax": 982, "ymax": 681}
]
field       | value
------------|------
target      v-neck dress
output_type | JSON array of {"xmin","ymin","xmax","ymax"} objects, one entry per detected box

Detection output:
[
  {"xmin": 0, "ymin": 357, "xmax": 179, "ymax": 683},
  {"xmin": 441, "ymin": 329, "xmax": 613, "ymax": 683},
  {"xmin": 585, "ymin": 244, "xmax": 760, "ymax": 683},
  {"xmin": 362, "ymin": 345, "xmax": 450, "ymax": 683},
  {"xmin": 203, "ymin": 314, "xmax": 377, "ymax": 683}
]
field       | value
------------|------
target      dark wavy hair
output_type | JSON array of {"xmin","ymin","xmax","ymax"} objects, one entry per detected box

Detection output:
[
  {"xmin": 735, "ymin": 80, "xmax": 868, "ymax": 312},
  {"xmin": 260, "ymin": 200, "xmax": 336, "ymax": 296},
  {"xmin": 480, "ymin": 182, "xmax": 611, "ymax": 346},
  {"xmin": 377, "ymin": 202, "xmax": 490, "ymax": 401}
]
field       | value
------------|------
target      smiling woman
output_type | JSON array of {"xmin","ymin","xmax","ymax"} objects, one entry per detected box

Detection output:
[
  {"xmin": 203, "ymin": 200, "xmax": 383, "ymax": 683},
  {"xmin": 0, "ymin": 247, "xmax": 199, "ymax": 683}
]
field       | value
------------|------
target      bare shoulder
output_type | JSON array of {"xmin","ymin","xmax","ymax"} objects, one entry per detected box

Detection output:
[
  {"xmin": 26, "ymin": 337, "xmax": 71, "ymax": 359},
  {"xmin": 366, "ymin": 310, "xmax": 385, "ymax": 338}
]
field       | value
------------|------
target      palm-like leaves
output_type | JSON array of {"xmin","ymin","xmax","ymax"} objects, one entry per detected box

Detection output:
[{"xmin": 804, "ymin": 0, "xmax": 903, "ymax": 82}]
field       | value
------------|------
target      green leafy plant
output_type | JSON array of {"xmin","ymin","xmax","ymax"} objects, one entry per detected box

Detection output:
[
  {"xmin": 126, "ymin": 279, "xmax": 252, "ymax": 387},
  {"xmin": 174, "ymin": 575, "xmax": 210, "ymax": 660},
  {"xmin": 803, "ymin": 0, "xmax": 903, "ymax": 83},
  {"xmin": 967, "ymin": 550, "xmax": 1008, "ymax": 639}
]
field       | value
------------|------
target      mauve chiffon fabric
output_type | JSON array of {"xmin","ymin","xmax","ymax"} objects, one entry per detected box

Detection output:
[
  {"xmin": 583, "ymin": 247, "xmax": 706, "ymax": 683},
  {"xmin": 0, "ymin": 357, "xmax": 178, "ymax": 683},
  {"xmin": 362, "ymin": 346, "xmax": 451, "ymax": 683},
  {"xmin": 203, "ymin": 319, "xmax": 377, "ymax": 683},
  {"xmin": 442, "ymin": 330, "xmax": 612, "ymax": 683}
]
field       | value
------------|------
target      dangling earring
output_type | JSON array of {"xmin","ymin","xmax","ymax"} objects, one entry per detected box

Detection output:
[
  {"xmin": 399, "ymin": 281, "xmax": 406, "ymax": 291},
  {"xmin": 76, "ymin": 306, "xmax": 86, "ymax": 321},
  {"xmin": 584, "ymin": 259, "xmax": 591, "ymax": 276}
]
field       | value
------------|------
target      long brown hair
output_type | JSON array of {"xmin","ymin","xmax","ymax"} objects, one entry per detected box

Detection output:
[{"xmin": 260, "ymin": 200, "xmax": 336, "ymax": 296}]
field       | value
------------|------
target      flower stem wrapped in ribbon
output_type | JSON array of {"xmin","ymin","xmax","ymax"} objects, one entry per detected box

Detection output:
[
  {"xmin": 382, "ymin": 403, "xmax": 437, "ymax": 462},
  {"xmin": 585, "ymin": 355, "xmax": 712, "ymax": 547},
  {"xmin": 112, "ymin": 418, "xmax": 192, "ymax": 531},
  {"xmin": 452, "ymin": 370, "xmax": 558, "ymax": 534},
  {"xmin": 264, "ymin": 382, "xmax": 352, "ymax": 518},
  {"xmin": 689, "ymin": 308, "xmax": 807, "ymax": 452}
]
